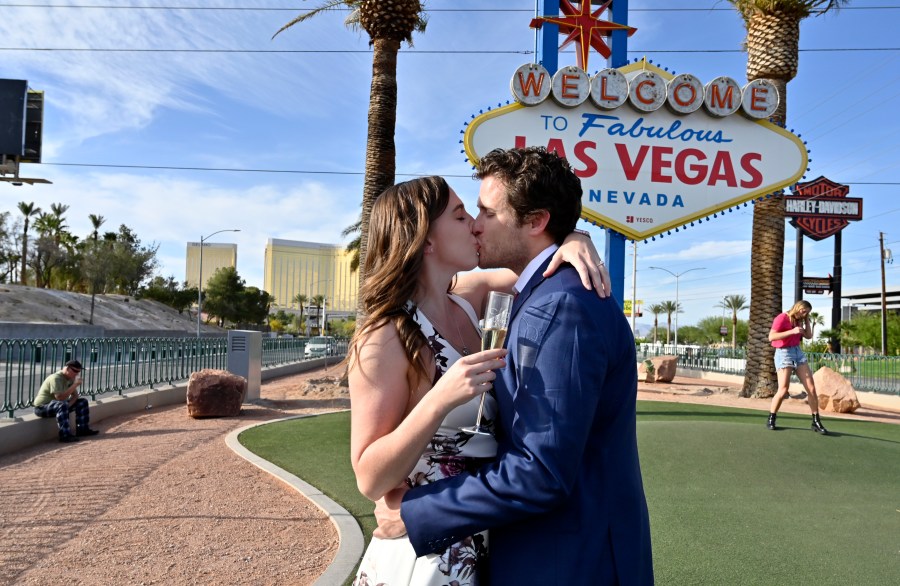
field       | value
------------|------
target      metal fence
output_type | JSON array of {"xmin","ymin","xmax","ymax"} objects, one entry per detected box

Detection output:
[
  {"xmin": 637, "ymin": 344, "xmax": 900, "ymax": 396},
  {"xmin": 12, "ymin": 336, "xmax": 894, "ymax": 417},
  {"xmin": 1, "ymin": 336, "xmax": 349, "ymax": 418}
]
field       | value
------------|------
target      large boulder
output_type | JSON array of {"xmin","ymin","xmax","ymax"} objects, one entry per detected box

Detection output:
[
  {"xmin": 187, "ymin": 369, "xmax": 247, "ymax": 418},
  {"xmin": 813, "ymin": 366, "xmax": 860, "ymax": 413},
  {"xmin": 652, "ymin": 355, "xmax": 678, "ymax": 383},
  {"xmin": 637, "ymin": 355, "xmax": 678, "ymax": 383}
]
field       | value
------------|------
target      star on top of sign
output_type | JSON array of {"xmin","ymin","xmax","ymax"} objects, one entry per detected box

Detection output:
[{"xmin": 530, "ymin": 0, "xmax": 636, "ymax": 71}]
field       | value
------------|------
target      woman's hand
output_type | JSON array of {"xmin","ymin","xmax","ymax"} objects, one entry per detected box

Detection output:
[
  {"xmin": 432, "ymin": 348, "xmax": 507, "ymax": 411},
  {"xmin": 373, "ymin": 484, "xmax": 409, "ymax": 539},
  {"xmin": 544, "ymin": 232, "xmax": 610, "ymax": 297}
]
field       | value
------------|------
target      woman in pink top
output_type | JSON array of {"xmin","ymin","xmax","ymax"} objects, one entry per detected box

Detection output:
[{"xmin": 766, "ymin": 300, "xmax": 828, "ymax": 434}]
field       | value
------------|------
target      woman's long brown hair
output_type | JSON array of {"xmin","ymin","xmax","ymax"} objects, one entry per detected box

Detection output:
[{"xmin": 347, "ymin": 176, "xmax": 451, "ymax": 384}]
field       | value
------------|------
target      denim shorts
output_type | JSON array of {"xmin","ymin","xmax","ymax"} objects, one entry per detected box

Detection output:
[{"xmin": 774, "ymin": 346, "xmax": 807, "ymax": 370}]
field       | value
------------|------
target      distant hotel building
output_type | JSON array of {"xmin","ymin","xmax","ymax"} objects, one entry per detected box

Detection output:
[
  {"xmin": 263, "ymin": 239, "xmax": 358, "ymax": 317},
  {"xmin": 185, "ymin": 242, "xmax": 238, "ymax": 289}
]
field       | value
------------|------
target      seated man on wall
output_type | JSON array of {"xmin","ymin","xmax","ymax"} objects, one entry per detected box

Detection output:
[{"xmin": 33, "ymin": 360, "xmax": 99, "ymax": 443}]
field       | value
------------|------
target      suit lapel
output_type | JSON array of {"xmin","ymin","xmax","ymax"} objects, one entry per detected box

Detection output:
[{"xmin": 506, "ymin": 256, "xmax": 560, "ymax": 392}]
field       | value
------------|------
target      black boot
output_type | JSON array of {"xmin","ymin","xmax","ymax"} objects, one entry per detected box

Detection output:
[
  {"xmin": 59, "ymin": 432, "xmax": 79, "ymax": 443},
  {"xmin": 811, "ymin": 413, "xmax": 828, "ymax": 435},
  {"xmin": 766, "ymin": 413, "xmax": 777, "ymax": 430}
]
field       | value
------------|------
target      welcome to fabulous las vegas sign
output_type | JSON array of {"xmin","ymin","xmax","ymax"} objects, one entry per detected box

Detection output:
[{"xmin": 462, "ymin": 58, "xmax": 808, "ymax": 241}]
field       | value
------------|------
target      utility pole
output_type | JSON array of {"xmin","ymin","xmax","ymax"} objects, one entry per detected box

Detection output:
[
  {"xmin": 880, "ymin": 232, "xmax": 888, "ymax": 355},
  {"xmin": 631, "ymin": 241, "xmax": 637, "ymax": 335}
]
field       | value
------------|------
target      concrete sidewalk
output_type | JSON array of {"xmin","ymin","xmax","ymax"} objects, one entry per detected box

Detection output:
[{"xmin": 0, "ymin": 361, "xmax": 358, "ymax": 586}]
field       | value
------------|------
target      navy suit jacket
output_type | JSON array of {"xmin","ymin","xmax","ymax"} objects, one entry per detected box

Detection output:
[{"xmin": 401, "ymin": 259, "xmax": 653, "ymax": 585}]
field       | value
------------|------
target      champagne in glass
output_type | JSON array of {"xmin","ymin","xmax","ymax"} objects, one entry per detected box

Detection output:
[
  {"xmin": 461, "ymin": 291, "xmax": 514, "ymax": 435},
  {"xmin": 481, "ymin": 327, "xmax": 507, "ymax": 352}
]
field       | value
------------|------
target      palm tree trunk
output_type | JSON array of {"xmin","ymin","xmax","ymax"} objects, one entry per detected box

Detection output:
[
  {"xmin": 20, "ymin": 228, "xmax": 28, "ymax": 286},
  {"xmin": 357, "ymin": 37, "xmax": 400, "ymax": 326},
  {"xmin": 742, "ymin": 77, "xmax": 788, "ymax": 398},
  {"xmin": 743, "ymin": 194, "xmax": 784, "ymax": 397},
  {"xmin": 731, "ymin": 315, "xmax": 738, "ymax": 350}
]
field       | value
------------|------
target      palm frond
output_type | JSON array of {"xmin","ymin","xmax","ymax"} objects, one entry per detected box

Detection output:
[
  {"xmin": 341, "ymin": 219, "xmax": 361, "ymax": 238},
  {"xmin": 272, "ymin": 0, "xmax": 359, "ymax": 39}
]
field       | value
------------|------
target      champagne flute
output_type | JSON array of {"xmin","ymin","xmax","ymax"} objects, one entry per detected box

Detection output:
[{"xmin": 461, "ymin": 291, "xmax": 514, "ymax": 435}]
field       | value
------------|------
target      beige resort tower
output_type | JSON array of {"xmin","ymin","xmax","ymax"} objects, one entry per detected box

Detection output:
[
  {"xmin": 185, "ymin": 241, "xmax": 238, "ymax": 289},
  {"xmin": 263, "ymin": 239, "xmax": 358, "ymax": 331}
]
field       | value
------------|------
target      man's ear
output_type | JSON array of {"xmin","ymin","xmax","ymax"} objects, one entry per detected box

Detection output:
[{"xmin": 526, "ymin": 210, "xmax": 550, "ymax": 235}]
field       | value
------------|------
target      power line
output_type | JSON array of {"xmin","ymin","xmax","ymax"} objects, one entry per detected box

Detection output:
[
  {"xmin": 0, "ymin": 46, "xmax": 897, "ymax": 54},
  {"xmin": 40, "ymin": 162, "xmax": 900, "ymax": 184},
  {"xmin": 0, "ymin": 3, "xmax": 896, "ymax": 11}
]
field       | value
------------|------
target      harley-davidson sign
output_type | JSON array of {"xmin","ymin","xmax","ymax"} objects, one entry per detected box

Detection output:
[
  {"xmin": 786, "ymin": 177, "xmax": 862, "ymax": 241},
  {"xmin": 463, "ymin": 60, "xmax": 808, "ymax": 241}
]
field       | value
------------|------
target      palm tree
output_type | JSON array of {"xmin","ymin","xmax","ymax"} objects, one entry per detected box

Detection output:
[
  {"xmin": 717, "ymin": 294, "xmax": 750, "ymax": 350},
  {"xmin": 35, "ymin": 206, "xmax": 68, "ymax": 246},
  {"xmin": 342, "ymin": 217, "xmax": 361, "ymax": 272},
  {"xmin": 275, "ymin": 1, "xmax": 427, "ymax": 317},
  {"xmin": 88, "ymin": 214, "xmax": 106, "ymax": 242},
  {"xmin": 648, "ymin": 303, "xmax": 665, "ymax": 345},
  {"xmin": 293, "ymin": 293, "xmax": 309, "ymax": 332},
  {"xmin": 311, "ymin": 294, "xmax": 327, "ymax": 334},
  {"xmin": 86, "ymin": 213, "xmax": 108, "ymax": 321},
  {"xmin": 727, "ymin": 0, "xmax": 848, "ymax": 398},
  {"xmin": 661, "ymin": 300, "xmax": 681, "ymax": 345},
  {"xmin": 808, "ymin": 311, "xmax": 825, "ymax": 337},
  {"xmin": 17, "ymin": 201, "xmax": 41, "ymax": 285},
  {"xmin": 49, "ymin": 202, "xmax": 69, "ymax": 220}
]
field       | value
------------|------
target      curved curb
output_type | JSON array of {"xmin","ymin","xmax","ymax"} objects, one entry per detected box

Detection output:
[{"xmin": 224, "ymin": 413, "xmax": 364, "ymax": 586}]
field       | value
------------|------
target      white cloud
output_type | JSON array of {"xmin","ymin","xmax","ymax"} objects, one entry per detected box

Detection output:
[
  {"xmin": 643, "ymin": 239, "xmax": 752, "ymax": 263},
  {"xmin": 18, "ymin": 169, "xmax": 360, "ymax": 289}
]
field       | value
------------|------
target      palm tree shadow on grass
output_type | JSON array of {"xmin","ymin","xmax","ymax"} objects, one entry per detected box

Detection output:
[
  {"xmin": 639, "ymin": 411, "xmax": 900, "ymax": 444},
  {"xmin": 766, "ymin": 427, "xmax": 900, "ymax": 445},
  {"xmin": 639, "ymin": 410, "xmax": 762, "ymax": 420}
]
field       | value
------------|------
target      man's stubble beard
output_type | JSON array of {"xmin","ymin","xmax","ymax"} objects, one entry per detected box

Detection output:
[{"xmin": 478, "ymin": 237, "xmax": 529, "ymax": 275}]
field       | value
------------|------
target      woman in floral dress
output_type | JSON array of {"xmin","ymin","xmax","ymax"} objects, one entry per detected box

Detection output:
[{"xmin": 348, "ymin": 176, "xmax": 605, "ymax": 585}]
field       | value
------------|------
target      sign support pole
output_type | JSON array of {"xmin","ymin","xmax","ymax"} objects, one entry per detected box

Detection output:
[
  {"xmin": 534, "ymin": 1, "xmax": 629, "ymax": 308},
  {"xmin": 879, "ymin": 232, "xmax": 888, "ymax": 355},
  {"xmin": 604, "ymin": 0, "xmax": 629, "ymax": 308},
  {"xmin": 832, "ymin": 232, "xmax": 842, "ymax": 353},
  {"xmin": 535, "ymin": 0, "xmax": 559, "ymax": 73},
  {"xmin": 794, "ymin": 228, "xmax": 804, "ymax": 303}
]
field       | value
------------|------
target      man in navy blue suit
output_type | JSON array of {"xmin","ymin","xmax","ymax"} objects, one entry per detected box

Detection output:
[{"xmin": 382, "ymin": 147, "xmax": 653, "ymax": 584}]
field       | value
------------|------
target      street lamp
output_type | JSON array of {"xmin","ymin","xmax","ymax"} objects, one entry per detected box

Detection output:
[
  {"xmin": 197, "ymin": 229, "xmax": 241, "ymax": 338},
  {"xmin": 648, "ymin": 266, "xmax": 706, "ymax": 348}
]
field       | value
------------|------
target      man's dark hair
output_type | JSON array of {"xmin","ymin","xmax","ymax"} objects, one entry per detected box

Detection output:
[{"xmin": 474, "ymin": 147, "xmax": 582, "ymax": 244}]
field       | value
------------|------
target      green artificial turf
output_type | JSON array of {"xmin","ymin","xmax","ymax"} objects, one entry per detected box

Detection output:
[{"xmin": 240, "ymin": 403, "xmax": 900, "ymax": 585}]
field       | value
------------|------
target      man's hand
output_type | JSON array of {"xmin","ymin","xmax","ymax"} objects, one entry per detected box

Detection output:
[{"xmin": 372, "ymin": 484, "xmax": 409, "ymax": 539}]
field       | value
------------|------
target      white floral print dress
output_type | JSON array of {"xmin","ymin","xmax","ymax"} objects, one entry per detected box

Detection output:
[{"xmin": 353, "ymin": 294, "xmax": 498, "ymax": 586}]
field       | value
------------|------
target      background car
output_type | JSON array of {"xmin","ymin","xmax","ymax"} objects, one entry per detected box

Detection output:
[{"xmin": 304, "ymin": 336, "xmax": 335, "ymax": 358}]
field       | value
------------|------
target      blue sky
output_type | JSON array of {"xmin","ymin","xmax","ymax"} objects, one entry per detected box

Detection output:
[{"xmin": 1, "ymin": 0, "xmax": 898, "ymax": 333}]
